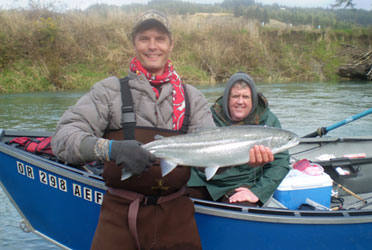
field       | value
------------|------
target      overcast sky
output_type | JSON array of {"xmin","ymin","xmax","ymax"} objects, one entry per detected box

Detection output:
[{"xmin": 1, "ymin": 0, "xmax": 371, "ymax": 11}]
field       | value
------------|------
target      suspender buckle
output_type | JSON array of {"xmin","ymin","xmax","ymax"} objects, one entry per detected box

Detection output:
[
  {"xmin": 121, "ymin": 111, "xmax": 136, "ymax": 125},
  {"xmin": 143, "ymin": 195, "xmax": 159, "ymax": 205}
]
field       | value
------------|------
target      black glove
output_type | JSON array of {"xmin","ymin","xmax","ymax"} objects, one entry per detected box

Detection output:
[{"xmin": 110, "ymin": 140, "xmax": 155, "ymax": 175}]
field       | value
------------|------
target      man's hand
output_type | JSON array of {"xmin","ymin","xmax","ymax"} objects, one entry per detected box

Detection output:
[
  {"xmin": 249, "ymin": 145, "xmax": 274, "ymax": 167},
  {"xmin": 229, "ymin": 187, "xmax": 259, "ymax": 203}
]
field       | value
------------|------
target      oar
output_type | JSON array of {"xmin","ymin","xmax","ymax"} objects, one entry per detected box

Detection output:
[
  {"xmin": 303, "ymin": 107, "xmax": 372, "ymax": 138},
  {"xmin": 334, "ymin": 182, "xmax": 366, "ymax": 205}
]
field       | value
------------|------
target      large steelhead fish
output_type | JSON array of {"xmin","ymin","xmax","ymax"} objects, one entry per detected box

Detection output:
[{"xmin": 125, "ymin": 125, "xmax": 299, "ymax": 181}]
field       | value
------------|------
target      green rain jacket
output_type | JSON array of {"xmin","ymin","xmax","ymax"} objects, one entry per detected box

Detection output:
[{"xmin": 188, "ymin": 92, "xmax": 290, "ymax": 204}]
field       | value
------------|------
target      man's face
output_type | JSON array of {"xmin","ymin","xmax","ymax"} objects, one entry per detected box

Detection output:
[
  {"xmin": 133, "ymin": 27, "xmax": 173, "ymax": 76},
  {"xmin": 228, "ymin": 84, "xmax": 252, "ymax": 121}
]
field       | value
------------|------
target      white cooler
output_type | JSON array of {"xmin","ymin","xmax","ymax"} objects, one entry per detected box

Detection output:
[{"xmin": 273, "ymin": 169, "xmax": 333, "ymax": 210}]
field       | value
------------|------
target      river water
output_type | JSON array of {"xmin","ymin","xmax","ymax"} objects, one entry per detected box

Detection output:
[{"xmin": 1, "ymin": 81, "xmax": 372, "ymax": 249}]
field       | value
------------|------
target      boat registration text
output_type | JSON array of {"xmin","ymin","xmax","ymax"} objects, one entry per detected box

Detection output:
[{"xmin": 16, "ymin": 161, "xmax": 103, "ymax": 205}]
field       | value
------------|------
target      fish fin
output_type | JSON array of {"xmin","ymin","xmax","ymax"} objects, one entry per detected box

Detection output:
[
  {"xmin": 160, "ymin": 159, "xmax": 178, "ymax": 177},
  {"xmin": 154, "ymin": 134, "xmax": 164, "ymax": 140},
  {"xmin": 121, "ymin": 169, "xmax": 133, "ymax": 181},
  {"xmin": 205, "ymin": 166, "xmax": 220, "ymax": 181}
]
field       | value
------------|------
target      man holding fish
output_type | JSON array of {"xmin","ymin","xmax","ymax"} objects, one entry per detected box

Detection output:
[
  {"xmin": 188, "ymin": 72, "xmax": 293, "ymax": 206},
  {"xmin": 51, "ymin": 10, "xmax": 276, "ymax": 250}
]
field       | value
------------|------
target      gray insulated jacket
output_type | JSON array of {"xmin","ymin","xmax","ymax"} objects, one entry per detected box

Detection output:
[{"xmin": 51, "ymin": 71, "xmax": 215, "ymax": 164}]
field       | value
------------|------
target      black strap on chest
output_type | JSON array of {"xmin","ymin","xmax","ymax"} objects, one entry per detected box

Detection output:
[
  {"xmin": 179, "ymin": 85, "xmax": 190, "ymax": 134},
  {"xmin": 119, "ymin": 77, "xmax": 136, "ymax": 140},
  {"xmin": 119, "ymin": 77, "xmax": 190, "ymax": 140}
]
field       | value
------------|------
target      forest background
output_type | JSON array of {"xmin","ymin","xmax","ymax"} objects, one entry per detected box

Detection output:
[{"xmin": 0, "ymin": 0, "xmax": 371, "ymax": 93}]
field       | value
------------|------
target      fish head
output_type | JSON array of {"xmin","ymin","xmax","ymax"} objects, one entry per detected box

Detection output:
[{"xmin": 269, "ymin": 129, "xmax": 300, "ymax": 154}]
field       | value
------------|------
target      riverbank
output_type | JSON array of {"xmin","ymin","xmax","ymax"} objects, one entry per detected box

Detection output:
[{"xmin": 1, "ymin": 9, "xmax": 371, "ymax": 93}]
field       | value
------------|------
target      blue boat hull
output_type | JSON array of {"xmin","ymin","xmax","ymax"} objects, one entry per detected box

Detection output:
[
  {"xmin": 0, "ymin": 144, "xmax": 104, "ymax": 249},
  {"xmin": 2, "ymin": 130, "xmax": 372, "ymax": 249},
  {"xmin": 194, "ymin": 204, "xmax": 372, "ymax": 250}
]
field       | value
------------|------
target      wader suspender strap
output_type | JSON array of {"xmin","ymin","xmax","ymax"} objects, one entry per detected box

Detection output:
[
  {"xmin": 120, "ymin": 77, "xmax": 190, "ymax": 136},
  {"xmin": 180, "ymin": 85, "xmax": 190, "ymax": 134},
  {"xmin": 119, "ymin": 77, "xmax": 136, "ymax": 140},
  {"xmin": 107, "ymin": 186, "xmax": 186, "ymax": 250}
]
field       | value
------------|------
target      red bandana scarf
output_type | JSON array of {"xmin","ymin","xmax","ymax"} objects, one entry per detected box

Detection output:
[{"xmin": 129, "ymin": 57, "xmax": 186, "ymax": 130}]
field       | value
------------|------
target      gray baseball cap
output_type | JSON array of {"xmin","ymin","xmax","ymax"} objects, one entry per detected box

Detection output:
[{"xmin": 132, "ymin": 10, "xmax": 170, "ymax": 36}]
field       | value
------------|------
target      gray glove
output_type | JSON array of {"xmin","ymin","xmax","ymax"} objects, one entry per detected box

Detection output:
[{"xmin": 110, "ymin": 140, "xmax": 155, "ymax": 175}]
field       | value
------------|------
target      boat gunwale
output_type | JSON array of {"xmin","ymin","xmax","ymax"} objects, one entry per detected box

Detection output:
[
  {"xmin": 299, "ymin": 136, "xmax": 372, "ymax": 143},
  {"xmin": 193, "ymin": 199, "xmax": 372, "ymax": 224}
]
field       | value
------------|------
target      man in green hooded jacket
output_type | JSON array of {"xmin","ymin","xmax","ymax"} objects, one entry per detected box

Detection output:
[{"xmin": 188, "ymin": 72, "xmax": 290, "ymax": 206}]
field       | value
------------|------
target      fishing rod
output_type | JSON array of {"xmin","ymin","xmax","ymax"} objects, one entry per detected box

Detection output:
[
  {"xmin": 313, "ymin": 156, "xmax": 372, "ymax": 168},
  {"xmin": 303, "ymin": 107, "xmax": 372, "ymax": 138}
]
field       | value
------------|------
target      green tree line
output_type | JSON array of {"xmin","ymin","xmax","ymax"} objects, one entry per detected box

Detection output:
[{"xmin": 82, "ymin": 0, "xmax": 372, "ymax": 28}]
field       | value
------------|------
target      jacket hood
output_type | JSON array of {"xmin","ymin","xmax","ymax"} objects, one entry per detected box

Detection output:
[
  {"xmin": 212, "ymin": 92, "xmax": 269, "ymax": 126},
  {"xmin": 222, "ymin": 72, "xmax": 258, "ymax": 122}
]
